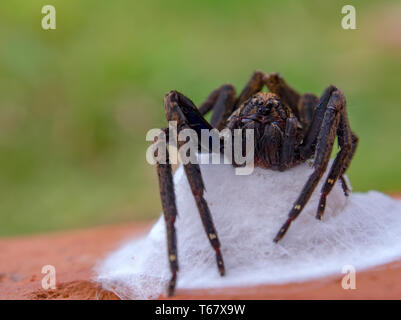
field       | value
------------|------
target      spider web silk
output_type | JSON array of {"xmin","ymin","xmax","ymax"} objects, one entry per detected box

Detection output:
[{"xmin": 95, "ymin": 154, "xmax": 401, "ymax": 300}]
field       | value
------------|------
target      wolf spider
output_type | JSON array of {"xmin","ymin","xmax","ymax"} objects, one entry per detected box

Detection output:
[{"xmin": 155, "ymin": 71, "xmax": 358, "ymax": 296}]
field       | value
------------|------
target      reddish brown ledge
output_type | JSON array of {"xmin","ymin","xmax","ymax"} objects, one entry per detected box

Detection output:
[{"xmin": 1, "ymin": 195, "xmax": 400, "ymax": 300}]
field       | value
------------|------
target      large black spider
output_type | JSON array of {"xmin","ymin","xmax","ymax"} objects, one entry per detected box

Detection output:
[{"xmin": 155, "ymin": 71, "xmax": 358, "ymax": 296}]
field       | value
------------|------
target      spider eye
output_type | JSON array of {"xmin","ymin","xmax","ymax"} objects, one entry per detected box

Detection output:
[{"xmin": 258, "ymin": 106, "xmax": 269, "ymax": 115}]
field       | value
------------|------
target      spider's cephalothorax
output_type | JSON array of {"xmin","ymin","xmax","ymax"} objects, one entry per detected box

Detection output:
[
  {"xmin": 155, "ymin": 71, "xmax": 358, "ymax": 296},
  {"xmin": 226, "ymin": 91, "xmax": 304, "ymax": 171}
]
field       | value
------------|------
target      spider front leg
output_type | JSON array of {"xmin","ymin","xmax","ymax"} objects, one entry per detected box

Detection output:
[
  {"xmin": 236, "ymin": 70, "xmax": 266, "ymax": 107},
  {"xmin": 198, "ymin": 84, "xmax": 236, "ymax": 130},
  {"xmin": 183, "ymin": 163, "xmax": 225, "ymax": 276},
  {"xmin": 260, "ymin": 122, "xmax": 283, "ymax": 169},
  {"xmin": 298, "ymin": 93, "xmax": 319, "ymax": 133},
  {"xmin": 273, "ymin": 88, "xmax": 346, "ymax": 243},
  {"xmin": 316, "ymin": 113, "xmax": 358, "ymax": 220},
  {"xmin": 299, "ymin": 86, "xmax": 354, "ymax": 198},
  {"xmin": 265, "ymin": 73, "xmax": 302, "ymax": 118},
  {"xmin": 280, "ymin": 116, "xmax": 298, "ymax": 171},
  {"xmin": 299, "ymin": 85, "xmax": 337, "ymax": 159},
  {"xmin": 160, "ymin": 91, "xmax": 226, "ymax": 295},
  {"xmin": 156, "ymin": 138, "xmax": 179, "ymax": 296}
]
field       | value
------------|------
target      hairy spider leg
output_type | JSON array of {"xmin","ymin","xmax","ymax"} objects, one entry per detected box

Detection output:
[
  {"xmin": 156, "ymin": 129, "xmax": 179, "ymax": 296},
  {"xmin": 299, "ymin": 85, "xmax": 337, "ymax": 159},
  {"xmin": 298, "ymin": 93, "xmax": 319, "ymax": 133},
  {"xmin": 316, "ymin": 111, "xmax": 354, "ymax": 220},
  {"xmin": 261, "ymin": 122, "xmax": 283, "ymax": 169},
  {"xmin": 265, "ymin": 72, "xmax": 302, "ymax": 118},
  {"xmin": 279, "ymin": 116, "xmax": 299, "ymax": 171},
  {"xmin": 296, "ymin": 88, "xmax": 352, "ymax": 196},
  {"xmin": 338, "ymin": 133, "xmax": 359, "ymax": 196},
  {"xmin": 273, "ymin": 88, "xmax": 353, "ymax": 242},
  {"xmin": 158, "ymin": 91, "xmax": 226, "ymax": 296},
  {"xmin": 198, "ymin": 84, "xmax": 236, "ymax": 130},
  {"xmin": 235, "ymin": 71, "xmax": 266, "ymax": 108}
]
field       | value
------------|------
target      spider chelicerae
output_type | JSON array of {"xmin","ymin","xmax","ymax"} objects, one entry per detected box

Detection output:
[{"xmin": 155, "ymin": 71, "xmax": 358, "ymax": 296}]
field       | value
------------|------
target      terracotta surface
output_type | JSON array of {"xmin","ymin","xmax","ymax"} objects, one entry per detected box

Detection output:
[
  {"xmin": 1, "ymin": 195, "xmax": 401, "ymax": 300},
  {"xmin": 0, "ymin": 223, "xmax": 151, "ymax": 300}
]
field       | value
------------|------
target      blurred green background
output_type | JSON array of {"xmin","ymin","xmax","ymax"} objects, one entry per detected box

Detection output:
[{"xmin": 0, "ymin": 0, "xmax": 400, "ymax": 236}]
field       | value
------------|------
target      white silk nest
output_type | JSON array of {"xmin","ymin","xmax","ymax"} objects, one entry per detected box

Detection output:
[{"xmin": 96, "ymin": 154, "xmax": 401, "ymax": 300}]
